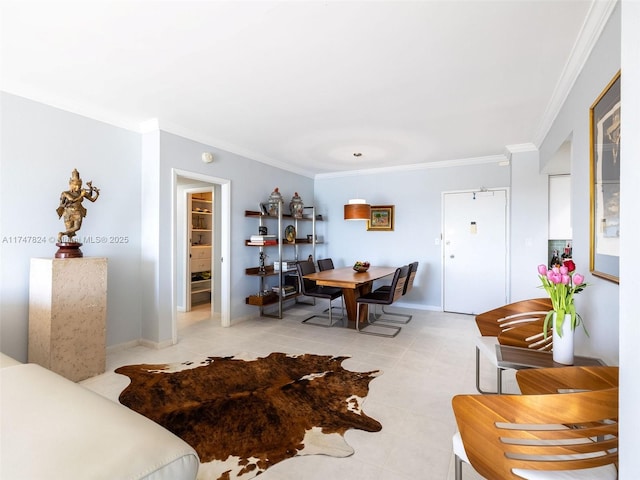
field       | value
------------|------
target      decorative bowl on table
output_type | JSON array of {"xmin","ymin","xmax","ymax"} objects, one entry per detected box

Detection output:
[{"xmin": 353, "ymin": 261, "xmax": 370, "ymax": 273}]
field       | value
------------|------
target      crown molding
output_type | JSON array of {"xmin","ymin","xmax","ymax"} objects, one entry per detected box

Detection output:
[
  {"xmin": 1, "ymin": 88, "xmax": 143, "ymax": 133},
  {"xmin": 315, "ymin": 154, "xmax": 509, "ymax": 180},
  {"xmin": 533, "ymin": 0, "xmax": 619, "ymax": 147},
  {"xmin": 150, "ymin": 119, "xmax": 317, "ymax": 179},
  {"xmin": 139, "ymin": 118, "xmax": 160, "ymax": 134}
]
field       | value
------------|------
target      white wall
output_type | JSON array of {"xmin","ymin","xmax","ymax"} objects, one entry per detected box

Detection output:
[
  {"xmin": 509, "ymin": 148, "xmax": 549, "ymax": 301},
  {"xmin": 0, "ymin": 93, "xmax": 143, "ymax": 361},
  {"xmin": 619, "ymin": 0, "xmax": 640, "ymax": 474},
  {"xmin": 538, "ymin": 3, "xmax": 620, "ymax": 365}
]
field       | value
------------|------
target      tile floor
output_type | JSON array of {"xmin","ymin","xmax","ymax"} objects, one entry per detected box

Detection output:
[{"xmin": 81, "ymin": 302, "xmax": 513, "ymax": 479}]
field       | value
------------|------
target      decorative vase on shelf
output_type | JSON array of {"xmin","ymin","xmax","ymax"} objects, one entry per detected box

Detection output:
[
  {"xmin": 267, "ymin": 188, "xmax": 282, "ymax": 216},
  {"xmin": 552, "ymin": 312, "xmax": 574, "ymax": 365},
  {"xmin": 289, "ymin": 192, "xmax": 304, "ymax": 218}
]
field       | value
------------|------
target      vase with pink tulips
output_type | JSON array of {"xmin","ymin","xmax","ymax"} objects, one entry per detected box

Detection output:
[{"xmin": 537, "ymin": 263, "xmax": 589, "ymax": 338}]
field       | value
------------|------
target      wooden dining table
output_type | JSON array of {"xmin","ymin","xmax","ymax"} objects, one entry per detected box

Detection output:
[{"xmin": 303, "ymin": 266, "xmax": 396, "ymax": 325}]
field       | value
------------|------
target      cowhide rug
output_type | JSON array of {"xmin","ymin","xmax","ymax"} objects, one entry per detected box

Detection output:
[{"xmin": 115, "ymin": 352, "xmax": 382, "ymax": 480}]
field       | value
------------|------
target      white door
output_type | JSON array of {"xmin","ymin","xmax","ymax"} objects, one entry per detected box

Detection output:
[{"xmin": 443, "ymin": 189, "xmax": 508, "ymax": 314}]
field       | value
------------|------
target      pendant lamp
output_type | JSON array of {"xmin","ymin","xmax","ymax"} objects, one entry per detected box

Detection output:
[{"xmin": 344, "ymin": 199, "xmax": 371, "ymax": 220}]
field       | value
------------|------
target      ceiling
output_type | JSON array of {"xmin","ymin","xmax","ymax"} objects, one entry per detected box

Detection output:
[{"xmin": 1, "ymin": 1, "xmax": 611, "ymax": 177}]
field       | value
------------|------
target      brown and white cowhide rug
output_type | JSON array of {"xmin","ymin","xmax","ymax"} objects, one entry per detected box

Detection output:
[{"xmin": 115, "ymin": 352, "xmax": 382, "ymax": 480}]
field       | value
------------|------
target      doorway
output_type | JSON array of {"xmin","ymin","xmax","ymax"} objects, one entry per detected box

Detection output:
[
  {"xmin": 186, "ymin": 189, "xmax": 213, "ymax": 312},
  {"xmin": 172, "ymin": 169, "xmax": 231, "ymax": 343},
  {"xmin": 442, "ymin": 188, "xmax": 509, "ymax": 314}
]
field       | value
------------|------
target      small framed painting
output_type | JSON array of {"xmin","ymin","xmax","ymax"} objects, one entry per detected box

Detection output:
[
  {"xmin": 367, "ymin": 205, "xmax": 394, "ymax": 231},
  {"xmin": 589, "ymin": 71, "xmax": 620, "ymax": 283}
]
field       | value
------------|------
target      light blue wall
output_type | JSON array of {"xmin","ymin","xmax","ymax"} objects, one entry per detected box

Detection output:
[
  {"xmin": 0, "ymin": 93, "xmax": 314, "ymax": 360},
  {"xmin": 509, "ymin": 149, "xmax": 549, "ymax": 301},
  {"xmin": 144, "ymin": 130, "xmax": 315, "ymax": 342},
  {"xmin": 0, "ymin": 93, "xmax": 142, "ymax": 361},
  {"xmin": 0, "ymin": 1, "xmax": 625, "ymax": 368},
  {"xmin": 314, "ymin": 161, "xmax": 512, "ymax": 309},
  {"xmin": 538, "ymin": 2, "xmax": 620, "ymax": 365}
]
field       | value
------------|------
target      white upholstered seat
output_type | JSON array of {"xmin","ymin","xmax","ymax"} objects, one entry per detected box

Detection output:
[
  {"xmin": 1, "ymin": 358, "xmax": 199, "ymax": 480},
  {"xmin": 453, "ymin": 431, "xmax": 617, "ymax": 480}
]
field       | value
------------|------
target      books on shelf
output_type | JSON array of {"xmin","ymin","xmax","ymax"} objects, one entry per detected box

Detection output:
[
  {"xmin": 272, "ymin": 285, "xmax": 297, "ymax": 297},
  {"xmin": 274, "ymin": 260, "xmax": 297, "ymax": 271},
  {"xmin": 248, "ymin": 234, "xmax": 278, "ymax": 246},
  {"xmin": 250, "ymin": 234, "xmax": 276, "ymax": 242}
]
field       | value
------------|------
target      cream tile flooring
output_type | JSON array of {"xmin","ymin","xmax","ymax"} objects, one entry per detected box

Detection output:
[{"xmin": 81, "ymin": 302, "xmax": 512, "ymax": 480}]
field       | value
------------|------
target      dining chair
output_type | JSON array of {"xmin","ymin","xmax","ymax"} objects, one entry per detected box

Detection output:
[
  {"xmin": 295, "ymin": 261, "xmax": 344, "ymax": 327},
  {"xmin": 355, "ymin": 265, "xmax": 409, "ymax": 337},
  {"xmin": 317, "ymin": 258, "xmax": 335, "ymax": 271},
  {"xmin": 373, "ymin": 261, "xmax": 418, "ymax": 324},
  {"xmin": 474, "ymin": 298, "xmax": 553, "ymax": 394},
  {"xmin": 452, "ymin": 387, "xmax": 619, "ymax": 480},
  {"xmin": 315, "ymin": 258, "xmax": 344, "ymax": 316},
  {"xmin": 516, "ymin": 365, "xmax": 619, "ymax": 395}
]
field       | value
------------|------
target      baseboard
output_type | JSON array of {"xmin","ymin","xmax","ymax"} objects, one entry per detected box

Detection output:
[
  {"xmin": 140, "ymin": 338, "xmax": 174, "ymax": 350},
  {"xmin": 392, "ymin": 301, "xmax": 442, "ymax": 311},
  {"xmin": 106, "ymin": 339, "xmax": 140, "ymax": 355},
  {"xmin": 107, "ymin": 337, "xmax": 175, "ymax": 353}
]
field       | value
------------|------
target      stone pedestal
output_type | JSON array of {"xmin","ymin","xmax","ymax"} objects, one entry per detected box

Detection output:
[{"xmin": 28, "ymin": 257, "xmax": 107, "ymax": 382}]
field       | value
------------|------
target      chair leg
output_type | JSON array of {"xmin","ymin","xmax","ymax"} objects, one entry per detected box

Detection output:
[
  {"xmin": 301, "ymin": 297, "xmax": 343, "ymax": 328},
  {"xmin": 355, "ymin": 304, "xmax": 401, "ymax": 338},
  {"xmin": 475, "ymin": 346, "xmax": 506, "ymax": 395},
  {"xmin": 455, "ymin": 454, "xmax": 463, "ymax": 480},
  {"xmin": 376, "ymin": 305, "xmax": 413, "ymax": 324},
  {"xmin": 323, "ymin": 297, "xmax": 344, "ymax": 316},
  {"xmin": 497, "ymin": 366, "xmax": 504, "ymax": 395}
]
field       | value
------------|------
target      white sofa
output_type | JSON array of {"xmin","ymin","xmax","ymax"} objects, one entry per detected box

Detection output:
[{"xmin": 0, "ymin": 352, "xmax": 199, "ymax": 480}]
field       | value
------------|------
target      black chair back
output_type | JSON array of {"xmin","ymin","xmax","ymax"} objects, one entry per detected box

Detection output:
[
  {"xmin": 360, "ymin": 265, "xmax": 409, "ymax": 306},
  {"xmin": 317, "ymin": 258, "xmax": 335, "ymax": 272},
  {"xmin": 295, "ymin": 260, "xmax": 344, "ymax": 328},
  {"xmin": 392, "ymin": 265, "xmax": 411, "ymax": 303},
  {"xmin": 403, "ymin": 261, "xmax": 419, "ymax": 295},
  {"xmin": 296, "ymin": 260, "xmax": 317, "ymax": 295},
  {"xmin": 354, "ymin": 265, "xmax": 409, "ymax": 337}
]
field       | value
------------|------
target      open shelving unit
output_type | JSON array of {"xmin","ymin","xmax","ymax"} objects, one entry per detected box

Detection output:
[
  {"xmin": 190, "ymin": 193, "xmax": 213, "ymax": 308},
  {"xmin": 245, "ymin": 204, "xmax": 321, "ymax": 318}
]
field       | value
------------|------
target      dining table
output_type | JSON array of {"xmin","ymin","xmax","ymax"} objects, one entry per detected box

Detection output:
[{"xmin": 303, "ymin": 266, "xmax": 396, "ymax": 326}]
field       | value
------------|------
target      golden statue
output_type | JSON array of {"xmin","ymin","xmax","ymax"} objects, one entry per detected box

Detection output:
[{"xmin": 56, "ymin": 169, "xmax": 100, "ymax": 243}]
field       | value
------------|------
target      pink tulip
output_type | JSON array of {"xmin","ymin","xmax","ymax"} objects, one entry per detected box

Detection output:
[
  {"xmin": 573, "ymin": 273, "xmax": 584, "ymax": 285},
  {"xmin": 552, "ymin": 266, "xmax": 560, "ymax": 274},
  {"xmin": 538, "ymin": 265, "xmax": 547, "ymax": 275},
  {"xmin": 561, "ymin": 274, "xmax": 570, "ymax": 285},
  {"xmin": 546, "ymin": 271, "xmax": 554, "ymax": 281},
  {"xmin": 551, "ymin": 273, "xmax": 562, "ymax": 284},
  {"xmin": 560, "ymin": 266, "xmax": 568, "ymax": 275}
]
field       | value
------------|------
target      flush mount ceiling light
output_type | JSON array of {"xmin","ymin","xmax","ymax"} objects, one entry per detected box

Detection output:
[{"xmin": 344, "ymin": 198, "xmax": 371, "ymax": 220}]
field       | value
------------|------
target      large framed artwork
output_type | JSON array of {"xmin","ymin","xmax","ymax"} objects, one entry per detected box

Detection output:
[
  {"xmin": 589, "ymin": 71, "xmax": 620, "ymax": 283},
  {"xmin": 367, "ymin": 205, "xmax": 394, "ymax": 231}
]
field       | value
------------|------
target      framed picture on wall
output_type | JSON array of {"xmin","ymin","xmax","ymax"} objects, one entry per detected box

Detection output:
[
  {"xmin": 589, "ymin": 70, "xmax": 620, "ymax": 283},
  {"xmin": 367, "ymin": 205, "xmax": 394, "ymax": 231}
]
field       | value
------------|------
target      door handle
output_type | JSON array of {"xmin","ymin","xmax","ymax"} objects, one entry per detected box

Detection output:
[{"xmin": 450, "ymin": 254, "xmax": 455, "ymax": 259}]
